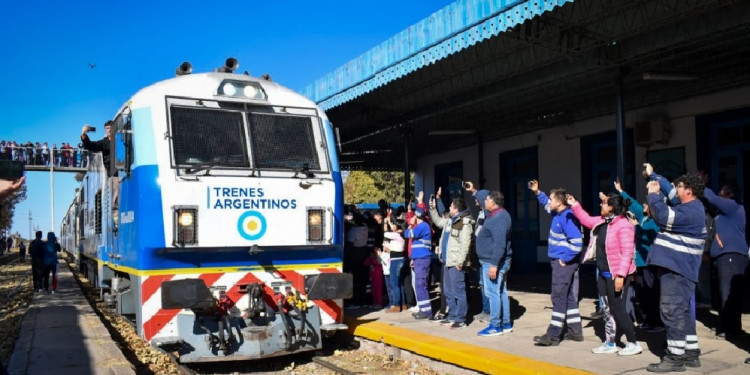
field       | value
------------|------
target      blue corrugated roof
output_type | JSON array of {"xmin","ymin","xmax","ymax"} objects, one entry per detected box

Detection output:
[{"xmin": 301, "ymin": 0, "xmax": 575, "ymax": 111}]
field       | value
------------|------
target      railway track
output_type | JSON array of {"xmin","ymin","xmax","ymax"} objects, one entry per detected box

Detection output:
[{"xmin": 61, "ymin": 256, "xmax": 442, "ymax": 375}]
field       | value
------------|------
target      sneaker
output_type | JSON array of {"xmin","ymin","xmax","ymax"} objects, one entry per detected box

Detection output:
[
  {"xmin": 684, "ymin": 358, "xmax": 700, "ymax": 368},
  {"xmin": 501, "ymin": 323, "xmax": 513, "ymax": 333},
  {"xmin": 592, "ymin": 343, "xmax": 619, "ymax": 354},
  {"xmin": 439, "ymin": 319, "xmax": 455, "ymax": 326},
  {"xmin": 477, "ymin": 325, "xmax": 503, "ymax": 337},
  {"xmin": 564, "ymin": 332, "xmax": 584, "ymax": 342},
  {"xmin": 428, "ymin": 313, "xmax": 446, "ymax": 323},
  {"xmin": 533, "ymin": 334, "xmax": 560, "ymax": 346},
  {"xmin": 345, "ymin": 304, "xmax": 361, "ymax": 310},
  {"xmin": 450, "ymin": 321, "xmax": 467, "ymax": 329},
  {"xmin": 408, "ymin": 306, "xmax": 420, "ymax": 313},
  {"xmin": 50, "ymin": 290, "xmax": 55, "ymax": 295},
  {"xmin": 412, "ymin": 312, "xmax": 431, "ymax": 320},
  {"xmin": 618, "ymin": 342, "xmax": 643, "ymax": 356}
]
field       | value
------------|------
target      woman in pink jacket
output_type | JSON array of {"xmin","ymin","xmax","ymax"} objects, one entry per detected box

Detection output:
[{"xmin": 568, "ymin": 192, "xmax": 640, "ymax": 356}]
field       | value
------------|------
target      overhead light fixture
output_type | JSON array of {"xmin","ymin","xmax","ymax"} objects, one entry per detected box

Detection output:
[
  {"xmin": 428, "ymin": 130, "xmax": 476, "ymax": 135},
  {"xmin": 642, "ymin": 72, "xmax": 697, "ymax": 81},
  {"xmin": 339, "ymin": 160, "xmax": 365, "ymax": 164}
]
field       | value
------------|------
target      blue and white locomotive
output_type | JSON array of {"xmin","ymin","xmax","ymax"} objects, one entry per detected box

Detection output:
[{"xmin": 60, "ymin": 58, "xmax": 351, "ymax": 363}]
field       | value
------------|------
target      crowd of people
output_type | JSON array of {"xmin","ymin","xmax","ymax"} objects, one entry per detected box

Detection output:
[
  {"xmin": 343, "ymin": 163, "xmax": 750, "ymax": 372},
  {"xmin": 0, "ymin": 140, "xmax": 91, "ymax": 168}
]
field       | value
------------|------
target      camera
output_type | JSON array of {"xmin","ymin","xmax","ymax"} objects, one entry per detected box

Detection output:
[
  {"xmin": 86, "ymin": 126, "xmax": 97, "ymax": 132},
  {"xmin": 429, "ymin": 194, "xmax": 435, "ymax": 201},
  {"xmin": 462, "ymin": 181, "xmax": 471, "ymax": 189}
]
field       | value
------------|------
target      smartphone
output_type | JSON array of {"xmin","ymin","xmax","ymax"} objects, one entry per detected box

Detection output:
[
  {"xmin": 87, "ymin": 126, "xmax": 97, "ymax": 132},
  {"xmin": 0, "ymin": 160, "xmax": 25, "ymax": 180},
  {"xmin": 429, "ymin": 194, "xmax": 435, "ymax": 201}
]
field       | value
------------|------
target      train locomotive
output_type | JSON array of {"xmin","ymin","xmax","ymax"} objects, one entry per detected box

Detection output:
[{"xmin": 59, "ymin": 58, "xmax": 351, "ymax": 363}]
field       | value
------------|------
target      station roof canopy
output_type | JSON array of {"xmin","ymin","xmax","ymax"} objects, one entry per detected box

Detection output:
[{"xmin": 301, "ymin": 0, "xmax": 750, "ymax": 170}]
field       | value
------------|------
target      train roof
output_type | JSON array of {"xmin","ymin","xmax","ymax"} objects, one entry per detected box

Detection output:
[{"xmin": 116, "ymin": 72, "xmax": 326, "ymax": 119}]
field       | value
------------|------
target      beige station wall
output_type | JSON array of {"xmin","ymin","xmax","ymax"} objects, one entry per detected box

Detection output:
[{"xmin": 415, "ymin": 85, "xmax": 750, "ymax": 262}]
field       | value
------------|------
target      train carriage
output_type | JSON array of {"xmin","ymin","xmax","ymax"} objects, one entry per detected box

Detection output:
[{"xmin": 61, "ymin": 59, "xmax": 351, "ymax": 363}]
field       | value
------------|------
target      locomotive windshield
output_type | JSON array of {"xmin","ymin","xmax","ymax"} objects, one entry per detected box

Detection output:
[{"xmin": 169, "ymin": 105, "xmax": 323, "ymax": 174}]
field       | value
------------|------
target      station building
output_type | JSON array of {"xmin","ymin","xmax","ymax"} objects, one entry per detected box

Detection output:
[{"xmin": 303, "ymin": 0, "xmax": 750, "ymax": 272}]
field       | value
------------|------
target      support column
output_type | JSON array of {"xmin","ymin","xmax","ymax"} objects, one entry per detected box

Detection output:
[
  {"xmin": 615, "ymin": 68, "xmax": 626, "ymax": 185},
  {"xmin": 403, "ymin": 126, "xmax": 411, "ymax": 208}
]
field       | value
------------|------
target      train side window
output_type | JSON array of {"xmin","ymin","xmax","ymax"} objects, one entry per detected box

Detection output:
[
  {"xmin": 111, "ymin": 109, "xmax": 133, "ymax": 178},
  {"xmin": 95, "ymin": 189, "xmax": 102, "ymax": 234}
]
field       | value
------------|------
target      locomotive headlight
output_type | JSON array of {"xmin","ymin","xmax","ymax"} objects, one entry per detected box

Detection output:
[
  {"xmin": 221, "ymin": 82, "xmax": 237, "ymax": 96},
  {"xmin": 243, "ymin": 84, "xmax": 259, "ymax": 98},
  {"xmin": 178, "ymin": 211, "xmax": 194, "ymax": 227},
  {"xmin": 173, "ymin": 206, "xmax": 198, "ymax": 246},
  {"xmin": 307, "ymin": 208, "xmax": 325, "ymax": 242},
  {"xmin": 217, "ymin": 79, "xmax": 267, "ymax": 100}
]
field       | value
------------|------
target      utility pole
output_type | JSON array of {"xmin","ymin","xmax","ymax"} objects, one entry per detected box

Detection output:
[
  {"xmin": 50, "ymin": 162, "xmax": 55, "ymax": 233},
  {"xmin": 28, "ymin": 211, "xmax": 32, "ymax": 240}
]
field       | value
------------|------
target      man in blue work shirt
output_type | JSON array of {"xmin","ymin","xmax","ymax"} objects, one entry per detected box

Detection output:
[
  {"xmin": 703, "ymin": 185, "xmax": 748, "ymax": 340},
  {"xmin": 405, "ymin": 199, "xmax": 433, "ymax": 320},
  {"xmin": 646, "ymin": 173, "xmax": 707, "ymax": 373},
  {"xmin": 529, "ymin": 180, "xmax": 584, "ymax": 346},
  {"xmin": 474, "ymin": 190, "xmax": 512, "ymax": 336}
]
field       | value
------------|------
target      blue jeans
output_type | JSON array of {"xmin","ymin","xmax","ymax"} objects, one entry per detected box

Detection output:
[
  {"xmin": 478, "ymin": 268, "xmax": 490, "ymax": 314},
  {"xmin": 498, "ymin": 272, "xmax": 511, "ymax": 326},
  {"xmin": 480, "ymin": 261, "xmax": 501, "ymax": 327},
  {"xmin": 444, "ymin": 266, "xmax": 467, "ymax": 323},
  {"xmin": 388, "ymin": 257, "xmax": 406, "ymax": 307}
]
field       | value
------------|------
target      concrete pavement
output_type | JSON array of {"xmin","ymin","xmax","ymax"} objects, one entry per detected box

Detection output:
[{"xmin": 346, "ymin": 289, "xmax": 750, "ymax": 374}]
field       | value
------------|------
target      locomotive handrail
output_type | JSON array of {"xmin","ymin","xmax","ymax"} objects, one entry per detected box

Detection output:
[{"xmin": 327, "ymin": 207, "xmax": 334, "ymax": 244}]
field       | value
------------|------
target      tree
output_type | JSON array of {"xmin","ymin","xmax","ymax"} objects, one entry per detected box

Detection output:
[
  {"xmin": 344, "ymin": 171, "xmax": 414, "ymax": 205},
  {"xmin": 0, "ymin": 184, "xmax": 28, "ymax": 231}
]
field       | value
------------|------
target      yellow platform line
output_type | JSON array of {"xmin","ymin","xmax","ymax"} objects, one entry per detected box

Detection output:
[{"xmin": 346, "ymin": 318, "xmax": 594, "ymax": 375}]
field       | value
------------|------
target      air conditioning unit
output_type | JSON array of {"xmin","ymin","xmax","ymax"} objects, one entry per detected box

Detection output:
[{"xmin": 634, "ymin": 117, "xmax": 670, "ymax": 146}]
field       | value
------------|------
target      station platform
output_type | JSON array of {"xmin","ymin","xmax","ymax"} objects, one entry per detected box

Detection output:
[
  {"xmin": 345, "ymin": 289, "xmax": 750, "ymax": 375},
  {"xmin": 7, "ymin": 264, "xmax": 135, "ymax": 375}
]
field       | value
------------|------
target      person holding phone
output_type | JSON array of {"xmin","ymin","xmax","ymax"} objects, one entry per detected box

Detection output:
[{"xmin": 568, "ymin": 193, "xmax": 640, "ymax": 356}]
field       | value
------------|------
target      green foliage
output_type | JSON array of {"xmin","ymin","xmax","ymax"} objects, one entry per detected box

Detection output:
[
  {"xmin": 0, "ymin": 184, "xmax": 28, "ymax": 232},
  {"xmin": 344, "ymin": 171, "xmax": 414, "ymax": 205}
]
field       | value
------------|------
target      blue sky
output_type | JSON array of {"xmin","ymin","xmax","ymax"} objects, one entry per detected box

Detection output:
[{"xmin": 1, "ymin": 0, "xmax": 456, "ymax": 239}]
